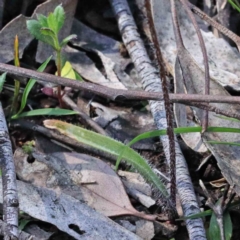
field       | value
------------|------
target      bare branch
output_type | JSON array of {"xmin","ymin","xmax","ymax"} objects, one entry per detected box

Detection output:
[
  {"xmin": 0, "ymin": 103, "xmax": 19, "ymax": 239},
  {"xmin": 0, "ymin": 62, "xmax": 239, "ymax": 104}
]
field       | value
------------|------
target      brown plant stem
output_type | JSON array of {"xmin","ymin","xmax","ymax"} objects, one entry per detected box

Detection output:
[
  {"xmin": 56, "ymin": 50, "xmax": 64, "ymax": 108},
  {"xmin": 0, "ymin": 63, "xmax": 240, "ymax": 105},
  {"xmin": 188, "ymin": 2, "xmax": 240, "ymax": 51},
  {"xmin": 145, "ymin": 0, "xmax": 176, "ymax": 207}
]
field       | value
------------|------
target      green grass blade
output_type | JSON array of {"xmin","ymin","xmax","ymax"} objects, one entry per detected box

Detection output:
[
  {"xmin": 215, "ymin": 115, "xmax": 240, "ymax": 122},
  {"xmin": 13, "ymin": 108, "xmax": 77, "ymax": 118},
  {"xmin": 116, "ymin": 126, "xmax": 240, "ymax": 170},
  {"xmin": 0, "ymin": 72, "xmax": 7, "ymax": 93},
  {"xmin": 43, "ymin": 120, "xmax": 169, "ymax": 198},
  {"xmin": 74, "ymin": 70, "xmax": 84, "ymax": 81},
  {"xmin": 177, "ymin": 209, "xmax": 213, "ymax": 220},
  {"xmin": 179, "ymin": 200, "xmax": 240, "ymax": 221},
  {"xmin": 207, "ymin": 141, "xmax": 240, "ymax": 147},
  {"xmin": 228, "ymin": 0, "xmax": 240, "ymax": 12},
  {"xmin": 11, "ymin": 56, "xmax": 52, "ymax": 119},
  {"xmin": 128, "ymin": 127, "xmax": 240, "ymax": 147}
]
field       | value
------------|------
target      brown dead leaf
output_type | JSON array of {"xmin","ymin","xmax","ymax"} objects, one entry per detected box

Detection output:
[
  {"xmin": 174, "ymin": 46, "xmax": 240, "ymax": 196},
  {"xmin": 70, "ymin": 20, "xmax": 140, "ymax": 90},
  {"xmin": 14, "ymin": 148, "xmax": 156, "ymax": 221},
  {"xmin": 0, "ymin": 178, "xmax": 141, "ymax": 240},
  {"xmin": 151, "ymin": 0, "xmax": 240, "ymax": 90},
  {"xmin": 210, "ymin": 178, "xmax": 227, "ymax": 188}
]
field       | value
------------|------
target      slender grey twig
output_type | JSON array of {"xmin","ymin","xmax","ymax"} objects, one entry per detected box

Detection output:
[{"xmin": 0, "ymin": 103, "xmax": 19, "ymax": 239}]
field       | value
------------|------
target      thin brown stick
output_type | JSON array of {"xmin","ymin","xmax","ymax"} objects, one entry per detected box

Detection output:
[
  {"xmin": 145, "ymin": 0, "xmax": 176, "ymax": 207},
  {"xmin": 62, "ymin": 94, "xmax": 108, "ymax": 136},
  {"xmin": 0, "ymin": 62, "xmax": 240, "ymax": 104},
  {"xmin": 188, "ymin": 2, "xmax": 240, "ymax": 51},
  {"xmin": 185, "ymin": 102, "xmax": 240, "ymax": 120}
]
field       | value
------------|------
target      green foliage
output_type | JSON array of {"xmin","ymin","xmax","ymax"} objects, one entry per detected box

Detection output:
[
  {"xmin": 207, "ymin": 210, "xmax": 232, "ymax": 240},
  {"xmin": 11, "ymin": 56, "xmax": 52, "ymax": 119},
  {"xmin": 26, "ymin": 4, "xmax": 79, "ymax": 107},
  {"xmin": 15, "ymin": 108, "xmax": 77, "ymax": 118},
  {"xmin": 22, "ymin": 141, "xmax": 35, "ymax": 155},
  {"xmin": 116, "ymin": 126, "xmax": 240, "ymax": 169},
  {"xmin": 0, "ymin": 72, "xmax": 6, "ymax": 93},
  {"xmin": 18, "ymin": 211, "xmax": 31, "ymax": 230},
  {"xmin": 27, "ymin": 5, "xmax": 76, "ymax": 51},
  {"xmin": 228, "ymin": 0, "xmax": 240, "ymax": 12},
  {"xmin": 44, "ymin": 120, "xmax": 169, "ymax": 199},
  {"xmin": 11, "ymin": 56, "xmax": 77, "ymax": 119}
]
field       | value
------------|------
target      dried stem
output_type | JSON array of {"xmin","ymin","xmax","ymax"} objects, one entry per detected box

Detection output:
[
  {"xmin": 188, "ymin": 2, "xmax": 240, "ymax": 51},
  {"xmin": 0, "ymin": 63, "xmax": 240, "ymax": 104},
  {"xmin": 145, "ymin": 0, "xmax": 176, "ymax": 207}
]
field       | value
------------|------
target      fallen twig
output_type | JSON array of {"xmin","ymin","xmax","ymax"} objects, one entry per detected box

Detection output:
[
  {"xmin": 0, "ymin": 62, "xmax": 240, "ymax": 104},
  {"xmin": 0, "ymin": 103, "xmax": 19, "ymax": 239},
  {"xmin": 188, "ymin": 1, "xmax": 240, "ymax": 51},
  {"xmin": 145, "ymin": 0, "xmax": 176, "ymax": 207},
  {"xmin": 109, "ymin": 0, "xmax": 206, "ymax": 238}
]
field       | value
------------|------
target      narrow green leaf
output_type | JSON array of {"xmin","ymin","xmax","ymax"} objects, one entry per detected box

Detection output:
[
  {"xmin": 60, "ymin": 34, "xmax": 77, "ymax": 48},
  {"xmin": 207, "ymin": 141, "xmax": 240, "ymax": 147},
  {"xmin": 179, "ymin": 200, "xmax": 240, "ymax": 221},
  {"xmin": 53, "ymin": 5, "xmax": 65, "ymax": 33},
  {"xmin": 116, "ymin": 126, "xmax": 240, "ymax": 170},
  {"xmin": 11, "ymin": 56, "xmax": 52, "ymax": 119},
  {"xmin": 74, "ymin": 70, "xmax": 84, "ymax": 81},
  {"xmin": 208, "ymin": 211, "xmax": 232, "ymax": 240},
  {"xmin": 224, "ymin": 211, "xmax": 233, "ymax": 240},
  {"xmin": 177, "ymin": 209, "xmax": 213, "ymax": 221},
  {"xmin": 128, "ymin": 127, "xmax": 240, "ymax": 147},
  {"xmin": 0, "ymin": 72, "xmax": 7, "ymax": 93},
  {"xmin": 19, "ymin": 219, "xmax": 31, "ymax": 231},
  {"xmin": 215, "ymin": 115, "xmax": 240, "ymax": 122},
  {"xmin": 43, "ymin": 120, "xmax": 169, "ymax": 199},
  {"xmin": 15, "ymin": 108, "xmax": 77, "ymax": 118},
  {"xmin": 228, "ymin": 0, "xmax": 240, "ymax": 12}
]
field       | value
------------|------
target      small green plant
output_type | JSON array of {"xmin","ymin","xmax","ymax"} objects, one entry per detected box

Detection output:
[
  {"xmin": 11, "ymin": 56, "xmax": 77, "ymax": 119},
  {"xmin": 178, "ymin": 200, "xmax": 238, "ymax": 240},
  {"xmin": 22, "ymin": 141, "xmax": 35, "ymax": 155},
  {"xmin": 26, "ymin": 4, "xmax": 77, "ymax": 106},
  {"xmin": 7, "ymin": 5, "xmax": 81, "ymax": 119}
]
